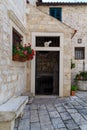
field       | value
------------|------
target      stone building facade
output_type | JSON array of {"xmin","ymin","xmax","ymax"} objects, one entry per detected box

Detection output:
[
  {"xmin": 36, "ymin": 1, "xmax": 87, "ymax": 82},
  {"xmin": 26, "ymin": 3, "xmax": 75, "ymax": 97},
  {"xmin": 0, "ymin": 0, "xmax": 87, "ymax": 104},
  {"xmin": 0, "ymin": 0, "xmax": 27, "ymax": 105}
]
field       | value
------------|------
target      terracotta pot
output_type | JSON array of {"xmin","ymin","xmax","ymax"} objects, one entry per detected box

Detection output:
[
  {"xmin": 19, "ymin": 57, "xmax": 27, "ymax": 62},
  {"xmin": 12, "ymin": 54, "xmax": 20, "ymax": 61},
  {"xmin": 71, "ymin": 91, "xmax": 76, "ymax": 96},
  {"xmin": 13, "ymin": 54, "xmax": 27, "ymax": 62}
]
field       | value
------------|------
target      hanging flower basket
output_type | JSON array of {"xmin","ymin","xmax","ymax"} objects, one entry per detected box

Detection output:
[
  {"xmin": 27, "ymin": 49, "xmax": 34, "ymax": 60},
  {"xmin": 13, "ymin": 54, "xmax": 20, "ymax": 61},
  {"xmin": 13, "ymin": 54, "xmax": 27, "ymax": 62},
  {"xmin": 12, "ymin": 43, "xmax": 35, "ymax": 62}
]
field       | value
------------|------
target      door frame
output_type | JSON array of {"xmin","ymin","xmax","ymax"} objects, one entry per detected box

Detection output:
[{"xmin": 31, "ymin": 32, "xmax": 64, "ymax": 97}]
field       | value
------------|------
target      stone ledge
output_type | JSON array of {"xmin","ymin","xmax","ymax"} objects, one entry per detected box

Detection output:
[{"xmin": 0, "ymin": 96, "xmax": 28, "ymax": 122}]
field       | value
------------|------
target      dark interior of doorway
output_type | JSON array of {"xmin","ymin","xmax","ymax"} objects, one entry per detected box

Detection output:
[{"xmin": 35, "ymin": 51, "xmax": 59, "ymax": 95}]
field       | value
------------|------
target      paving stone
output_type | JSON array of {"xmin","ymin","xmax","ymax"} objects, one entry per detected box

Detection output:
[
  {"xmin": 14, "ymin": 92, "xmax": 87, "ymax": 130},
  {"xmin": 31, "ymin": 122, "xmax": 41, "ymax": 130},
  {"xmin": 81, "ymin": 98, "xmax": 87, "ymax": 102},
  {"xmin": 56, "ymin": 106, "xmax": 66, "ymax": 112},
  {"xmin": 51, "ymin": 118, "xmax": 65, "ymax": 129},
  {"xmin": 79, "ymin": 124, "xmax": 87, "ymax": 130},
  {"xmin": 70, "ymin": 101, "xmax": 81, "ymax": 106},
  {"xmin": 75, "ymin": 99, "xmax": 87, "ymax": 107},
  {"xmin": 30, "ymin": 110, "xmax": 38, "ymax": 117},
  {"xmin": 31, "ymin": 109, "xmax": 38, "ymax": 113},
  {"xmin": 56, "ymin": 128, "xmax": 68, "ymax": 130},
  {"xmin": 71, "ymin": 113, "xmax": 87, "ymax": 125},
  {"xmin": 63, "ymin": 103, "xmax": 74, "ymax": 109},
  {"xmin": 30, "ymin": 115, "xmax": 39, "ymax": 123},
  {"xmin": 67, "ymin": 108, "xmax": 78, "ymax": 113},
  {"xmin": 74, "ymin": 105, "xmax": 84, "ymax": 110},
  {"xmin": 46, "ymin": 104, "xmax": 56, "ymax": 112},
  {"xmin": 22, "ymin": 111, "xmax": 30, "ymax": 119},
  {"xmin": 78, "ymin": 109, "xmax": 87, "ymax": 115},
  {"xmin": 18, "ymin": 119, "xmax": 30, "ymax": 130},
  {"xmin": 14, "ymin": 128, "xmax": 17, "ymax": 130},
  {"xmin": 49, "ymin": 111, "xmax": 60, "ymax": 118},
  {"xmin": 41, "ymin": 124, "xmax": 54, "ymax": 130},
  {"xmin": 39, "ymin": 115, "xmax": 51, "ymax": 125},
  {"xmin": 60, "ymin": 112, "xmax": 71, "ymax": 120},
  {"xmin": 55, "ymin": 103, "xmax": 63, "ymax": 107},
  {"xmin": 23, "ymin": 105, "xmax": 30, "ymax": 112},
  {"xmin": 30, "ymin": 110, "xmax": 39, "ymax": 123},
  {"xmin": 39, "ymin": 110, "xmax": 48, "ymax": 116},
  {"xmin": 38, "ymin": 104, "xmax": 46, "ymax": 110},
  {"xmin": 30, "ymin": 104, "xmax": 38, "ymax": 110},
  {"xmin": 64, "ymin": 119, "xmax": 79, "ymax": 130}
]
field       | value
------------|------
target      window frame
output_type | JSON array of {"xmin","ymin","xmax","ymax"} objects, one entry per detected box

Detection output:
[
  {"xmin": 75, "ymin": 47, "xmax": 85, "ymax": 60},
  {"xmin": 49, "ymin": 7, "xmax": 62, "ymax": 21}
]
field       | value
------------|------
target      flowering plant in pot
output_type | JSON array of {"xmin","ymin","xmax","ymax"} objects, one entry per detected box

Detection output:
[
  {"xmin": 13, "ymin": 43, "xmax": 35, "ymax": 62},
  {"xmin": 74, "ymin": 71, "xmax": 87, "ymax": 90},
  {"xmin": 71, "ymin": 85, "xmax": 77, "ymax": 96},
  {"xmin": 75, "ymin": 71, "xmax": 87, "ymax": 81}
]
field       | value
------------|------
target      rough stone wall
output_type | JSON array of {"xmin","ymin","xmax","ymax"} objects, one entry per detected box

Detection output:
[
  {"xmin": 37, "ymin": 5, "xmax": 87, "ymax": 82},
  {"xmin": 29, "ymin": 0, "xmax": 37, "ymax": 6},
  {"xmin": 0, "ymin": 0, "xmax": 27, "ymax": 104},
  {"xmin": 26, "ymin": 5, "xmax": 74, "ymax": 96}
]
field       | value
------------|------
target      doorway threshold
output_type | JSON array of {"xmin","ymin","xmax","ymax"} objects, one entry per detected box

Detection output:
[{"xmin": 35, "ymin": 95, "xmax": 58, "ymax": 98}]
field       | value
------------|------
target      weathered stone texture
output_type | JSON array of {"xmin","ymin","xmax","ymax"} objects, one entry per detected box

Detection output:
[
  {"xmin": 26, "ymin": 5, "xmax": 74, "ymax": 96},
  {"xmin": 37, "ymin": 5, "xmax": 87, "ymax": 82},
  {"xmin": 0, "ymin": 1, "xmax": 27, "ymax": 104}
]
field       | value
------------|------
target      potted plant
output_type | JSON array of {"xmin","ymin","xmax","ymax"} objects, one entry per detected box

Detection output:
[
  {"xmin": 13, "ymin": 43, "xmax": 35, "ymax": 62},
  {"xmin": 75, "ymin": 71, "xmax": 87, "ymax": 90},
  {"xmin": 71, "ymin": 85, "xmax": 77, "ymax": 96}
]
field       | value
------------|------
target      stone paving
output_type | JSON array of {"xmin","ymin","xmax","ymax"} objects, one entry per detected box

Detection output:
[{"xmin": 14, "ymin": 91, "xmax": 87, "ymax": 130}]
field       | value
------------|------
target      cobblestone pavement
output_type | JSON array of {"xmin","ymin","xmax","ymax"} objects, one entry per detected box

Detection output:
[{"xmin": 14, "ymin": 91, "xmax": 87, "ymax": 130}]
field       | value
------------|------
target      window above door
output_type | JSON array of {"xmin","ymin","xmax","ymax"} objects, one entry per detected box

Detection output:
[{"xmin": 36, "ymin": 36, "xmax": 60, "ymax": 47}]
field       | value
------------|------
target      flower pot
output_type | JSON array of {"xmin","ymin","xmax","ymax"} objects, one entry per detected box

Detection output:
[
  {"xmin": 77, "ymin": 80, "xmax": 87, "ymax": 90},
  {"xmin": 13, "ymin": 54, "xmax": 20, "ymax": 61},
  {"xmin": 13, "ymin": 54, "xmax": 27, "ymax": 62},
  {"xmin": 19, "ymin": 56, "xmax": 27, "ymax": 62},
  {"xmin": 71, "ymin": 91, "xmax": 76, "ymax": 96}
]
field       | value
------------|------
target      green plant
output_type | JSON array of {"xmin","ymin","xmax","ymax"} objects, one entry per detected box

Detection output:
[
  {"xmin": 75, "ymin": 71, "xmax": 87, "ymax": 81},
  {"xmin": 71, "ymin": 85, "xmax": 77, "ymax": 91},
  {"xmin": 13, "ymin": 43, "xmax": 35, "ymax": 61},
  {"xmin": 71, "ymin": 59, "xmax": 75, "ymax": 69}
]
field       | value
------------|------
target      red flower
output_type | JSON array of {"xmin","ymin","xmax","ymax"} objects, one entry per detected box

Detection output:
[{"xmin": 23, "ymin": 50, "xmax": 27, "ymax": 55}]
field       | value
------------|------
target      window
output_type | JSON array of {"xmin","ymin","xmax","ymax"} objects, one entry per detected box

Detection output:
[
  {"xmin": 50, "ymin": 8, "xmax": 62, "ymax": 21},
  {"xmin": 12, "ymin": 28, "xmax": 23, "ymax": 46},
  {"xmin": 75, "ymin": 47, "xmax": 85, "ymax": 60},
  {"xmin": 36, "ymin": 36, "xmax": 60, "ymax": 47},
  {"xmin": 12, "ymin": 28, "xmax": 23, "ymax": 57}
]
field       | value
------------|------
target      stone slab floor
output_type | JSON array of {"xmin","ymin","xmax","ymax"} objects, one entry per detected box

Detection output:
[{"xmin": 14, "ymin": 91, "xmax": 87, "ymax": 130}]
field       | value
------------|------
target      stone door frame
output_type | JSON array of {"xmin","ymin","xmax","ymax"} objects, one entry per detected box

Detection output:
[{"xmin": 31, "ymin": 32, "xmax": 64, "ymax": 97}]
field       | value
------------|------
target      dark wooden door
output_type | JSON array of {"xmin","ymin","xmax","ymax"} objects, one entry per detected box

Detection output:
[{"xmin": 35, "ymin": 51, "xmax": 59, "ymax": 95}]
